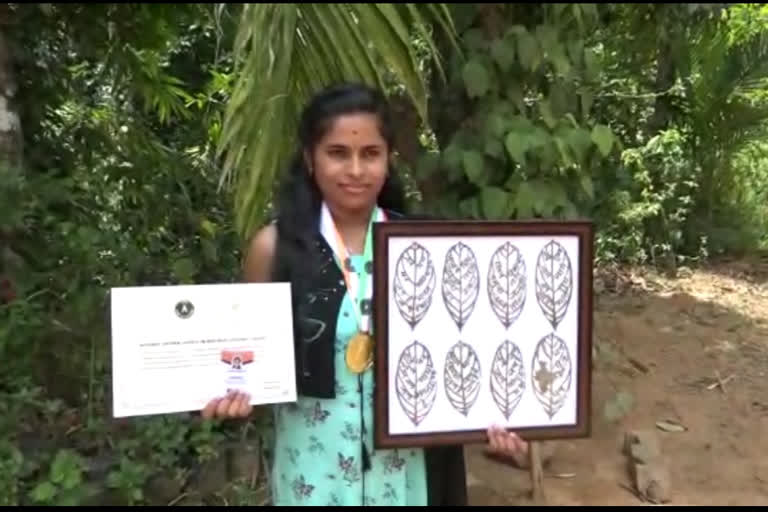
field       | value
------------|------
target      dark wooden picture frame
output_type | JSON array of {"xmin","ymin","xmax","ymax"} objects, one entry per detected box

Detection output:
[{"xmin": 372, "ymin": 219, "xmax": 593, "ymax": 449}]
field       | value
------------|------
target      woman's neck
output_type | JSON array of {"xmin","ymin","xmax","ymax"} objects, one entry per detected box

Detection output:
[{"xmin": 326, "ymin": 202, "xmax": 376, "ymax": 254}]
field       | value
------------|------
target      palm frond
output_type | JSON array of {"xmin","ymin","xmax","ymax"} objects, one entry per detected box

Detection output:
[
  {"xmin": 717, "ymin": 100, "xmax": 768, "ymax": 152},
  {"xmin": 692, "ymin": 26, "xmax": 768, "ymax": 123},
  {"xmin": 216, "ymin": 4, "xmax": 456, "ymax": 239}
]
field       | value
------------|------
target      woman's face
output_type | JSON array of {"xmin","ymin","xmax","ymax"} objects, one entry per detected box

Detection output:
[{"xmin": 308, "ymin": 112, "xmax": 389, "ymax": 215}]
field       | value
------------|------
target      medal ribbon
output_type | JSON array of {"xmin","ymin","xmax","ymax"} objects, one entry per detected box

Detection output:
[{"xmin": 319, "ymin": 202, "xmax": 385, "ymax": 334}]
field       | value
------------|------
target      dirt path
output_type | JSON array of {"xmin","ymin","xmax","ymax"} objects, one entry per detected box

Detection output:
[{"xmin": 466, "ymin": 257, "xmax": 768, "ymax": 506}]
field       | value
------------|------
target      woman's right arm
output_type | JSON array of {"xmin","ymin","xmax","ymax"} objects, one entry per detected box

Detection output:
[
  {"xmin": 201, "ymin": 224, "xmax": 277, "ymax": 420},
  {"xmin": 242, "ymin": 223, "xmax": 278, "ymax": 283}
]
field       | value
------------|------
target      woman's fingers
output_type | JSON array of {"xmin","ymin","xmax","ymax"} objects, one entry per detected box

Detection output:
[
  {"xmin": 487, "ymin": 425, "xmax": 503, "ymax": 453},
  {"xmin": 504, "ymin": 432, "xmax": 517, "ymax": 455},
  {"xmin": 230, "ymin": 392, "xmax": 252, "ymax": 418},
  {"xmin": 516, "ymin": 435, "xmax": 529, "ymax": 457},
  {"xmin": 201, "ymin": 397, "xmax": 221, "ymax": 420},
  {"xmin": 214, "ymin": 390, "xmax": 236, "ymax": 417},
  {"xmin": 486, "ymin": 426, "xmax": 528, "ymax": 458},
  {"xmin": 227, "ymin": 392, "xmax": 243, "ymax": 418},
  {"xmin": 201, "ymin": 391, "xmax": 252, "ymax": 420},
  {"xmin": 486, "ymin": 426, "xmax": 496, "ymax": 451},
  {"xmin": 506, "ymin": 431, "xmax": 520, "ymax": 453},
  {"xmin": 238, "ymin": 393, "xmax": 253, "ymax": 417}
]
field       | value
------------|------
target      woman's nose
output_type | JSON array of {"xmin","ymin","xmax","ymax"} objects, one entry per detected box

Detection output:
[{"xmin": 348, "ymin": 155, "xmax": 363, "ymax": 177}]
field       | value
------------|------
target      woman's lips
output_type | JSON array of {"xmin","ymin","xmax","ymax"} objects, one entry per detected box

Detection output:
[{"xmin": 339, "ymin": 183, "xmax": 368, "ymax": 194}]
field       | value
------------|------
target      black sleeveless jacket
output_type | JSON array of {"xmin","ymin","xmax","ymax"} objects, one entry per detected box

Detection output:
[{"xmin": 272, "ymin": 209, "xmax": 468, "ymax": 506}]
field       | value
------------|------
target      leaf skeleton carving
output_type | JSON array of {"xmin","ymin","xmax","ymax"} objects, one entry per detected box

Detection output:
[
  {"xmin": 490, "ymin": 340, "xmax": 525, "ymax": 420},
  {"xmin": 393, "ymin": 242, "xmax": 436, "ymax": 330},
  {"xmin": 487, "ymin": 242, "xmax": 527, "ymax": 329},
  {"xmin": 395, "ymin": 340, "xmax": 438, "ymax": 427},
  {"xmin": 444, "ymin": 341, "xmax": 481, "ymax": 417},
  {"xmin": 442, "ymin": 242, "xmax": 480, "ymax": 331},
  {"xmin": 535, "ymin": 240, "xmax": 573, "ymax": 330},
  {"xmin": 531, "ymin": 333, "xmax": 572, "ymax": 419}
]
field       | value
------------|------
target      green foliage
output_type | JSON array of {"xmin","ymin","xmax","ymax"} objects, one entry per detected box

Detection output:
[
  {"xmin": 537, "ymin": 2, "xmax": 768, "ymax": 265},
  {"xmin": 594, "ymin": 129, "xmax": 702, "ymax": 266},
  {"xmin": 28, "ymin": 450, "xmax": 95, "ymax": 506},
  {"xmin": 417, "ymin": 4, "xmax": 617, "ymax": 222},
  {"xmin": 105, "ymin": 457, "xmax": 150, "ymax": 504},
  {"xmin": 1, "ymin": 4, "xmax": 264, "ymax": 506},
  {"xmin": 217, "ymin": 4, "xmax": 457, "ymax": 239},
  {"xmin": 687, "ymin": 11, "xmax": 768, "ymax": 254},
  {"xmin": 0, "ymin": 441, "xmax": 23, "ymax": 506},
  {"xmin": 691, "ymin": 141, "xmax": 768, "ymax": 253}
]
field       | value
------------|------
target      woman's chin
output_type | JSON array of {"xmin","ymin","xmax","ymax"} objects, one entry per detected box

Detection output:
[{"xmin": 336, "ymin": 197, "xmax": 377, "ymax": 213}]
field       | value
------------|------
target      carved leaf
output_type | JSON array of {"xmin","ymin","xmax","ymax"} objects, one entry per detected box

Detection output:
[
  {"xmin": 395, "ymin": 340, "xmax": 438, "ymax": 426},
  {"xmin": 490, "ymin": 340, "xmax": 525, "ymax": 420},
  {"xmin": 393, "ymin": 242, "xmax": 437, "ymax": 330},
  {"xmin": 442, "ymin": 242, "xmax": 480, "ymax": 331},
  {"xmin": 535, "ymin": 240, "xmax": 573, "ymax": 330},
  {"xmin": 531, "ymin": 333, "xmax": 572, "ymax": 419},
  {"xmin": 444, "ymin": 341, "xmax": 482, "ymax": 417},
  {"xmin": 487, "ymin": 242, "xmax": 527, "ymax": 329}
]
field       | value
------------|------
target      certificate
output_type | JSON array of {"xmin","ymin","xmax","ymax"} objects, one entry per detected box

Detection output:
[{"xmin": 110, "ymin": 282, "xmax": 297, "ymax": 418}]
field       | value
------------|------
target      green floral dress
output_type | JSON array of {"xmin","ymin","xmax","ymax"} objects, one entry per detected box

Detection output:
[{"xmin": 270, "ymin": 254, "xmax": 429, "ymax": 506}]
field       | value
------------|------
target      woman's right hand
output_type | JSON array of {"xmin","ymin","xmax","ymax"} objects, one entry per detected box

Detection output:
[{"xmin": 201, "ymin": 390, "xmax": 253, "ymax": 420}]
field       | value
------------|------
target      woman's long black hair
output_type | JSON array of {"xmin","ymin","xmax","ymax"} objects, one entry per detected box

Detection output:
[{"xmin": 270, "ymin": 82, "xmax": 407, "ymax": 287}]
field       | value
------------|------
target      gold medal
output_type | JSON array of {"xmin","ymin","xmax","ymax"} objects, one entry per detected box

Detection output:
[{"xmin": 346, "ymin": 332, "xmax": 374, "ymax": 374}]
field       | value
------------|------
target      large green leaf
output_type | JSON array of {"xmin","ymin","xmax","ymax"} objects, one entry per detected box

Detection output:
[
  {"xmin": 217, "ymin": 4, "xmax": 457, "ymax": 238},
  {"xmin": 481, "ymin": 187, "xmax": 511, "ymax": 219},
  {"xmin": 462, "ymin": 150, "xmax": 486, "ymax": 185},
  {"xmin": 590, "ymin": 124, "xmax": 614, "ymax": 157},
  {"xmin": 516, "ymin": 29, "xmax": 540, "ymax": 71},
  {"xmin": 513, "ymin": 182, "xmax": 536, "ymax": 218},
  {"xmin": 463, "ymin": 58, "xmax": 490, "ymax": 98},
  {"xmin": 29, "ymin": 482, "xmax": 56, "ymax": 504},
  {"xmin": 505, "ymin": 133, "xmax": 529, "ymax": 166},
  {"xmin": 538, "ymin": 98, "xmax": 557, "ymax": 129},
  {"xmin": 491, "ymin": 37, "xmax": 516, "ymax": 72},
  {"xmin": 580, "ymin": 173, "xmax": 595, "ymax": 200}
]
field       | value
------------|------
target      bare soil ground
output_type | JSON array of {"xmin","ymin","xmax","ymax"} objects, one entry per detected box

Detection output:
[{"xmin": 466, "ymin": 256, "xmax": 768, "ymax": 506}]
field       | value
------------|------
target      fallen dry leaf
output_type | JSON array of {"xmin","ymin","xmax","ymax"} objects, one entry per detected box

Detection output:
[{"xmin": 656, "ymin": 419, "xmax": 687, "ymax": 433}]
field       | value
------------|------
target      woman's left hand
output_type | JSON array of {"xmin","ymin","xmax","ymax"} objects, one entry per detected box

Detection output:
[{"xmin": 485, "ymin": 425, "xmax": 528, "ymax": 463}]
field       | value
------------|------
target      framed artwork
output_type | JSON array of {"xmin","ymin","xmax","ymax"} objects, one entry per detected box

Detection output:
[{"xmin": 372, "ymin": 220, "xmax": 593, "ymax": 449}]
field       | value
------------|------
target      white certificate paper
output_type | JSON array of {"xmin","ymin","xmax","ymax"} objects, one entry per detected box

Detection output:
[{"xmin": 110, "ymin": 282, "xmax": 297, "ymax": 418}]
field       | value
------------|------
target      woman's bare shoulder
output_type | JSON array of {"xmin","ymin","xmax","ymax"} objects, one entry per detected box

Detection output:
[{"xmin": 243, "ymin": 223, "xmax": 277, "ymax": 283}]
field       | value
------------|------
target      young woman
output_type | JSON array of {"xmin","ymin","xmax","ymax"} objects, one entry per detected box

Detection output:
[{"xmin": 203, "ymin": 83, "xmax": 528, "ymax": 506}]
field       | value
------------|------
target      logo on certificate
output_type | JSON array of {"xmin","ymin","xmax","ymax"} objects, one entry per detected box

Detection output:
[
  {"xmin": 175, "ymin": 300, "xmax": 194, "ymax": 319},
  {"xmin": 221, "ymin": 350, "xmax": 253, "ymax": 392}
]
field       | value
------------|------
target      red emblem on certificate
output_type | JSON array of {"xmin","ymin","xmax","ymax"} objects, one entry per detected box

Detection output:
[
  {"xmin": 221, "ymin": 350, "xmax": 254, "ymax": 392},
  {"xmin": 221, "ymin": 350, "xmax": 254, "ymax": 369}
]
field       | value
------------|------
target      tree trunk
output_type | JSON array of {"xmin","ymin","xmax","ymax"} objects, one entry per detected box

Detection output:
[
  {"xmin": 647, "ymin": 5, "xmax": 680, "ymax": 135},
  {"xmin": 0, "ymin": 10, "xmax": 23, "ymax": 301},
  {"xmin": 0, "ymin": 16, "xmax": 22, "ymax": 172},
  {"xmin": 391, "ymin": 94, "xmax": 422, "ymax": 170},
  {"xmin": 647, "ymin": 43, "xmax": 676, "ymax": 135}
]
